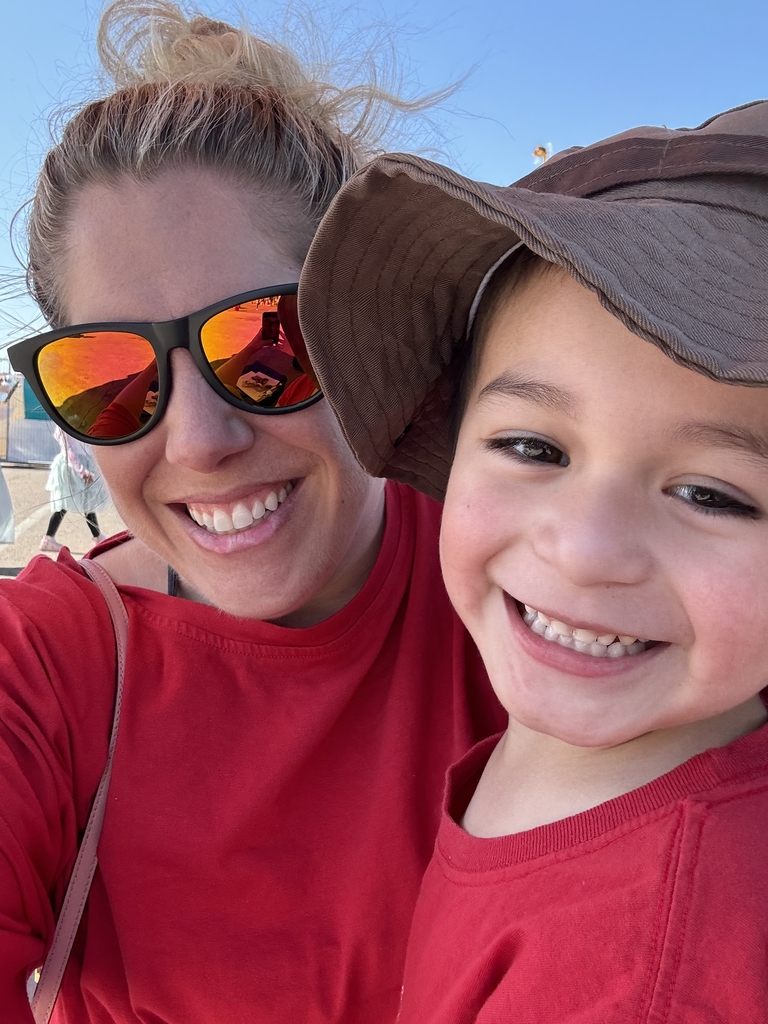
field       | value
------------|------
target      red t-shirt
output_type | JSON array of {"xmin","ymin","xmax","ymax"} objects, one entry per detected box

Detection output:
[
  {"xmin": 0, "ymin": 482, "xmax": 503, "ymax": 1023},
  {"xmin": 400, "ymin": 722, "xmax": 768, "ymax": 1023}
]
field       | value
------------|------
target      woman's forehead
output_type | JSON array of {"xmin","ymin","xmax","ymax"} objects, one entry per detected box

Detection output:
[{"xmin": 61, "ymin": 170, "xmax": 302, "ymax": 324}]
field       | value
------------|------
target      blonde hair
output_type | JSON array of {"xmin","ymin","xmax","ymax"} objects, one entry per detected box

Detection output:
[{"xmin": 27, "ymin": 0, "xmax": 444, "ymax": 324}]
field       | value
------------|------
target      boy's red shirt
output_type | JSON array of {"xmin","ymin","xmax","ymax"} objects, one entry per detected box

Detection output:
[
  {"xmin": 400, "ymin": 719, "xmax": 768, "ymax": 1022},
  {"xmin": 0, "ymin": 482, "xmax": 504, "ymax": 1023}
]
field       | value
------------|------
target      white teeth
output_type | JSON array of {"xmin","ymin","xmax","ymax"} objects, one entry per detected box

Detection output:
[
  {"xmin": 231, "ymin": 503, "xmax": 253, "ymax": 530},
  {"xmin": 521, "ymin": 603, "xmax": 650, "ymax": 660},
  {"xmin": 187, "ymin": 482, "xmax": 292, "ymax": 535},
  {"xmin": 213, "ymin": 509, "xmax": 233, "ymax": 533},
  {"xmin": 573, "ymin": 628, "xmax": 598, "ymax": 644},
  {"xmin": 550, "ymin": 620, "xmax": 572, "ymax": 637}
]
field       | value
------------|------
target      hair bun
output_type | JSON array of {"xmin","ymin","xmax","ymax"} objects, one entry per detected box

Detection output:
[{"xmin": 98, "ymin": 1, "xmax": 313, "ymax": 99}]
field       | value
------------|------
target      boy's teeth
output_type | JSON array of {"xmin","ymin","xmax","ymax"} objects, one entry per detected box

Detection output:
[
  {"xmin": 521, "ymin": 604, "xmax": 650, "ymax": 659},
  {"xmin": 187, "ymin": 482, "xmax": 293, "ymax": 534},
  {"xmin": 573, "ymin": 628, "xmax": 597, "ymax": 643}
]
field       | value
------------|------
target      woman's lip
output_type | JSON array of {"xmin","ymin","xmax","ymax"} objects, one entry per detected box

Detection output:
[
  {"xmin": 505, "ymin": 593, "xmax": 666, "ymax": 679},
  {"xmin": 169, "ymin": 479, "xmax": 300, "ymax": 554},
  {"xmin": 168, "ymin": 477, "xmax": 299, "ymax": 508}
]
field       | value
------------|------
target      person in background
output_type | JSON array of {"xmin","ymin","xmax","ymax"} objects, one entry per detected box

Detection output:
[
  {"xmin": 0, "ymin": 1, "xmax": 502, "ymax": 1021},
  {"xmin": 0, "ymin": 464, "xmax": 13, "ymax": 544},
  {"xmin": 39, "ymin": 425, "xmax": 107, "ymax": 552}
]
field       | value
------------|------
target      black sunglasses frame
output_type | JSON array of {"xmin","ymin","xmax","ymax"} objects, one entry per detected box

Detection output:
[{"xmin": 8, "ymin": 284, "xmax": 322, "ymax": 446}]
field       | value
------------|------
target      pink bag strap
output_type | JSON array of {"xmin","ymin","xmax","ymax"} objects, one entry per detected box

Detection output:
[{"xmin": 30, "ymin": 559, "xmax": 128, "ymax": 1024}]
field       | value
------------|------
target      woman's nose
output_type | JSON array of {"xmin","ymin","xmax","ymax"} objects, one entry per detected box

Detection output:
[
  {"xmin": 161, "ymin": 349, "xmax": 255, "ymax": 472},
  {"xmin": 532, "ymin": 475, "xmax": 653, "ymax": 589}
]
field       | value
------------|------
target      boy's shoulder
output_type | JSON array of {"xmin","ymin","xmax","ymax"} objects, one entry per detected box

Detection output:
[{"xmin": 401, "ymin": 738, "xmax": 768, "ymax": 1023}]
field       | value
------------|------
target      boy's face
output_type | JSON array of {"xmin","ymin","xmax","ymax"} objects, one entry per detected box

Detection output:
[{"xmin": 442, "ymin": 267, "xmax": 768, "ymax": 747}]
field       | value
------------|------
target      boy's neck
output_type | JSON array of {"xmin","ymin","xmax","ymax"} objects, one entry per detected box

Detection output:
[{"xmin": 462, "ymin": 695, "xmax": 768, "ymax": 839}]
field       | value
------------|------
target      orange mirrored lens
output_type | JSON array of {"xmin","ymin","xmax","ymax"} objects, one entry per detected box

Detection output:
[
  {"xmin": 36, "ymin": 332, "xmax": 159, "ymax": 439},
  {"xmin": 200, "ymin": 294, "xmax": 320, "ymax": 409}
]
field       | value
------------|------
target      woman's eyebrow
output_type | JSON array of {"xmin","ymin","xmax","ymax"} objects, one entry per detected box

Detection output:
[
  {"xmin": 477, "ymin": 373, "xmax": 578, "ymax": 415},
  {"xmin": 674, "ymin": 421, "xmax": 768, "ymax": 463}
]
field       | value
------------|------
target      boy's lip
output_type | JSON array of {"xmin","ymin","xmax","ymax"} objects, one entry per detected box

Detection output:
[
  {"xmin": 516, "ymin": 600, "xmax": 650, "ymax": 643},
  {"xmin": 504, "ymin": 593, "xmax": 666, "ymax": 679}
]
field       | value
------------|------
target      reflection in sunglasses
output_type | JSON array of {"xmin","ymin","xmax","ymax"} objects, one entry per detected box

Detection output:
[
  {"xmin": 29, "ymin": 292, "xmax": 322, "ymax": 443},
  {"xmin": 206, "ymin": 300, "xmax": 307, "ymax": 409}
]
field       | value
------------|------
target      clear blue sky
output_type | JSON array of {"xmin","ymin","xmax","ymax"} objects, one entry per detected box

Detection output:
[{"xmin": 1, "ymin": 0, "xmax": 767, "ymax": 351}]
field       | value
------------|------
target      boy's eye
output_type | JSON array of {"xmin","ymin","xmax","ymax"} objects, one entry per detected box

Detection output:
[
  {"xmin": 485, "ymin": 435, "xmax": 569, "ymax": 466},
  {"xmin": 667, "ymin": 483, "xmax": 762, "ymax": 520}
]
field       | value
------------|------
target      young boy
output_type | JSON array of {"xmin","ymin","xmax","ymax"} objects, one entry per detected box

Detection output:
[{"xmin": 300, "ymin": 101, "xmax": 768, "ymax": 1020}]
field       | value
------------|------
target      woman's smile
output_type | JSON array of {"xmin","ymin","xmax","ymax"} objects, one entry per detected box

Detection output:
[{"xmin": 183, "ymin": 479, "xmax": 295, "ymax": 534}]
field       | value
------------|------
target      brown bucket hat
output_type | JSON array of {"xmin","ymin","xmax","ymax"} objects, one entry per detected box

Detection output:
[{"xmin": 299, "ymin": 100, "xmax": 768, "ymax": 501}]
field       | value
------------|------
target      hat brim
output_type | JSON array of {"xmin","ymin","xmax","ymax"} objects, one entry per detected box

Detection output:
[{"xmin": 300, "ymin": 153, "xmax": 768, "ymax": 501}]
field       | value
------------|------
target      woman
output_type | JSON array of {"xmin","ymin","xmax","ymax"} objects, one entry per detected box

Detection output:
[{"xmin": 0, "ymin": 2, "xmax": 502, "ymax": 1021}]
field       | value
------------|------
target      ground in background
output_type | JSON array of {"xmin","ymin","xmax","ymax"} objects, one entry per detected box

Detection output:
[{"xmin": 0, "ymin": 465, "xmax": 126, "ymax": 571}]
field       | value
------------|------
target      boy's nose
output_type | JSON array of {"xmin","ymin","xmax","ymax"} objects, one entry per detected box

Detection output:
[
  {"xmin": 161, "ymin": 349, "xmax": 256, "ymax": 472},
  {"xmin": 531, "ymin": 477, "xmax": 653, "ymax": 589}
]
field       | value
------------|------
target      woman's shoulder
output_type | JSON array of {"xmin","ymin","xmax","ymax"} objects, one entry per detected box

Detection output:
[
  {"xmin": 2, "ymin": 549, "xmax": 119, "ymax": 657},
  {"xmin": 91, "ymin": 534, "xmax": 169, "ymax": 593},
  {"xmin": 0, "ymin": 551, "xmax": 118, "ymax": 795}
]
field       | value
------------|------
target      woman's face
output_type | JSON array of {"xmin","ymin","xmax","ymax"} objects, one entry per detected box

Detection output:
[{"xmin": 62, "ymin": 167, "xmax": 385, "ymax": 623}]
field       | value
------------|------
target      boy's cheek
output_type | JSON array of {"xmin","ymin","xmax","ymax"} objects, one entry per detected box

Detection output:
[
  {"xmin": 441, "ymin": 497, "xmax": 509, "ymax": 622},
  {"xmin": 440, "ymin": 496, "xmax": 488, "ymax": 615},
  {"xmin": 442, "ymin": 467, "xmax": 530, "ymax": 609}
]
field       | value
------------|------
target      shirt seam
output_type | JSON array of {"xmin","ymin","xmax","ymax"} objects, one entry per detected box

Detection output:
[
  {"xmin": 642, "ymin": 806, "xmax": 706, "ymax": 1023},
  {"xmin": 434, "ymin": 778, "xmax": 768, "ymax": 883}
]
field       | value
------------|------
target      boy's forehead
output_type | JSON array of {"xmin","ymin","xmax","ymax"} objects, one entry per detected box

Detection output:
[
  {"xmin": 473, "ymin": 271, "xmax": 768, "ymax": 443},
  {"xmin": 476, "ymin": 266, "xmax": 603, "ymax": 373}
]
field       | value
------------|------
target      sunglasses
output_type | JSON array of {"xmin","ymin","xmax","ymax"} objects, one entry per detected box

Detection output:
[{"xmin": 8, "ymin": 285, "xmax": 322, "ymax": 445}]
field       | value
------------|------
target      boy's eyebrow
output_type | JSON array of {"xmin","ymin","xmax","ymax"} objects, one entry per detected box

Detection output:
[
  {"xmin": 477, "ymin": 373, "xmax": 578, "ymax": 415},
  {"xmin": 674, "ymin": 421, "xmax": 768, "ymax": 463}
]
